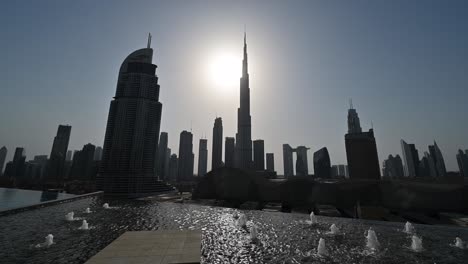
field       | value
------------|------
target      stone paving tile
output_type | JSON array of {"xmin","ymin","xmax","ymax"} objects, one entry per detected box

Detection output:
[{"xmin": 85, "ymin": 230, "xmax": 200, "ymax": 264}]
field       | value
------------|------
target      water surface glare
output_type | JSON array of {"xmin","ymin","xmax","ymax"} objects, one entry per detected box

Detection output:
[{"xmin": 0, "ymin": 196, "xmax": 467, "ymax": 263}]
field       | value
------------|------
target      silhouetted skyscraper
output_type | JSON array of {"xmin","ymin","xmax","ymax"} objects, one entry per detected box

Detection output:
[
  {"xmin": 295, "ymin": 146, "xmax": 310, "ymax": 176},
  {"xmin": 313, "ymin": 147, "xmax": 331, "ymax": 178},
  {"xmin": 235, "ymin": 32, "xmax": 253, "ymax": 170},
  {"xmin": 283, "ymin": 144, "xmax": 294, "ymax": 177},
  {"xmin": 212, "ymin": 118, "xmax": 223, "ymax": 170},
  {"xmin": 225, "ymin": 137, "xmax": 235, "ymax": 168},
  {"xmin": 401, "ymin": 140, "xmax": 419, "ymax": 177},
  {"xmin": 424, "ymin": 151, "xmax": 438, "ymax": 177},
  {"xmin": 93, "ymin": 146, "xmax": 103, "ymax": 161},
  {"xmin": 164, "ymin": 148, "xmax": 171, "ymax": 179},
  {"xmin": 46, "ymin": 125, "xmax": 71, "ymax": 185},
  {"xmin": 456, "ymin": 149, "xmax": 468, "ymax": 178},
  {"xmin": 168, "ymin": 154, "xmax": 178, "ymax": 182},
  {"xmin": 156, "ymin": 132, "xmax": 169, "ymax": 180},
  {"xmin": 33, "ymin": 155, "xmax": 48, "ymax": 180},
  {"xmin": 98, "ymin": 36, "xmax": 163, "ymax": 197},
  {"xmin": 266, "ymin": 153, "xmax": 275, "ymax": 172},
  {"xmin": 331, "ymin": 165, "xmax": 349, "ymax": 178},
  {"xmin": 344, "ymin": 105, "xmax": 380, "ymax": 180},
  {"xmin": 66, "ymin": 150, "xmax": 73, "ymax": 161},
  {"xmin": 4, "ymin": 147, "xmax": 26, "ymax": 180},
  {"xmin": 428, "ymin": 141, "xmax": 446, "ymax": 177},
  {"xmin": 253, "ymin": 140, "xmax": 265, "ymax": 171},
  {"xmin": 0, "ymin": 146, "xmax": 7, "ymax": 176},
  {"xmin": 382, "ymin": 154, "xmax": 404, "ymax": 178},
  {"xmin": 70, "ymin": 143, "xmax": 96, "ymax": 180},
  {"xmin": 178, "ymin": 130, "xmax": 194, "ymax": 182},
  {"xmin": 347, "ymin": 100, "xmax": 362, "ymax": 134},
  {"xmin": 198, "ymin": 139, "xmax": 208, "ymax": 176}
]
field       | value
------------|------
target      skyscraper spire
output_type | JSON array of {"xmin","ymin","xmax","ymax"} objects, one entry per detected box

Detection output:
[
  {"xmin": 243, "ymin": 29, "xmax": 248, "ymax": 76},
  {"xmin": 147, "ymin": 33, "xmax": 152, "ymax": 48}
]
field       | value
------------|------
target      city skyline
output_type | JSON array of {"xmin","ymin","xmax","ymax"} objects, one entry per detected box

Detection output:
[{"xmin": 1, "ymin": 1, "xmax": 468, "ymax": 174}]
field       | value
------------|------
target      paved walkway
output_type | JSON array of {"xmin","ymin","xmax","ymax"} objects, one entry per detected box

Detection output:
[{"xmin": 85, "ymin": 230, "xmax": 201, "ymax": 264}]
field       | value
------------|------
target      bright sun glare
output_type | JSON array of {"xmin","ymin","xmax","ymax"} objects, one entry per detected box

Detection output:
[{"xmin": 208, "ymin": 53, "xmax": 240, "ymax": 91}]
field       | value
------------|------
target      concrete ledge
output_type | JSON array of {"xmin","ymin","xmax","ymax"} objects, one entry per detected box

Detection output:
[
  {"xmin": 0, "ymin": 191, "xmax": 103, "ymax": 217},
  {"xmin": 85, "ymin": 230, "xmax": 201, "ymax": 264}
]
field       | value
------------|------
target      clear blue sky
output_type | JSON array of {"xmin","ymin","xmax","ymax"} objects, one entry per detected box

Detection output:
[{"xmin": 1, "ymin": 0, "xmax": 467, "ymax": 173}]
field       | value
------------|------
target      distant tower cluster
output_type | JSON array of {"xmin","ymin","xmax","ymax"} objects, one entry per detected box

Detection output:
[
  {"xmin": 282, "ymin": 144, "xmax": 310, "ymax": 177},
  {"xmin": 382, "ymin": 154, "xmax": 404, "ymax": 178}
]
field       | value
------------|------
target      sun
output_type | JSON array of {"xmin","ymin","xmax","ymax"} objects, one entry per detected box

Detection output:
[{"xmin": 208, "ymin": 53, "xmax": 241, "ymax": 90}]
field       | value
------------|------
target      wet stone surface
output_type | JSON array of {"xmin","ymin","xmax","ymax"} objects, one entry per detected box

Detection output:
[{"xmin": 0, "ymin": 196, "xmax": 467, "ymax": 264}]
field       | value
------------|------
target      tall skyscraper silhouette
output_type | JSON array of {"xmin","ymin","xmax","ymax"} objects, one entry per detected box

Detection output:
[
  {"xmin": 295, "ymin": 146, "xmax": 310, "ymax": 176},
  {"xmin": 401, "ymin": 140, "xmax": 420, "ymax": 177},
  {"xmin": 70, "ymin": 143, "xmax": 96, "ymax": 180},
  {"xmin": 253, "ymin": 140, "xmax": 265, "ymax": 171},
  {"xmin": 4, "ymin": 147, "xmax": 26, "ymax": 180},
  {"xmin": 178, "ymin": 130, "xmax": 194, "ymax": 182},
  {"xmin": 428, "ymin": 141, "xmax": 447, "ymax": 177},
  {"xmin": 313, "ymin": 147, "xmax": 331, "ymax": 178},
  {"xmin": 345, "ymin": 105, "xmax": 380, "ymax": 180},
  {"xmin": 283, "ymin": 144, "xmax": 294, "ymax": 177},
  {"xmin": 266, "ymin": 153, "xmax": 275, "ymax": 172},
  {"xmin": 235, "ymin": 32, "xmax": 253, "ymax": 170},
  {"xmin": 382, "ymin": 154, "xmax": 404, "ymax": 178},
  {"xmin": 93, "ymin": 146, "xmax": 103, "ymax": 161},
  {"xmin": 198, "ymin": 139, "xmax": 208, "ymax": 176},
  {"xmin": 456, "ymin": 149, "xmax": 468, "ymax": 178},
  {"xmin": 225, "ymin": 137, "xmax": 235, "ymax": 168},
  {"xmin": 212, "ymin": 117, "xmax": 223, "ymax": 170},
  {"xmin": 98, "ymin": 35, "xmax": 163, "ymax": 197},
  {"xmin": 168, "ymin": 154, "xmax": 178, "ymax": 182},
  {"xmin": 0, "ymin": 146, "xmax": 7, "ymax": 176},
  {"xmin": 156, "ymin": 132, "xmax": 169, "ymax": 180},
  {"xmin": 46, "ymin": 124, "xmax": 71, "ymax": 186}
]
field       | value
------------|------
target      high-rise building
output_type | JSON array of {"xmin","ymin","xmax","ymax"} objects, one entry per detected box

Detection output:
[
  {"xmin": 93, "ymin": 146, "xmax": 103, "ymax": 161},
  {"xmin": 283, "ymin": 144, "xmax": 294, "ymax": 177},
  {"xmin": 331, "ymin": 165, "xmax": 349, "ymax": 178},
  {"xmin": 156, "ymin": 132, "xmax": 169, "ymax": 180},
  {"xmin": 66, "ymin": 150, "xmax": 73, "ymax": 161},
  {"xmin": 235, "ymin": 32, "xmax": 253, "ymax": 170},
  {"xmin": 164, "ymin": 148, "xmax": 171, "ymax": 179},
  {"xmin": 253, "ymin": 140, "xmax": 265, "ymax": 171},
  {"xmin": 347, "ymin": 100, "xmax": 362, "ymax": 134},
  {"xmin": 198, "ymin": 139, "xmax": 208, "ymax": 176},
  {"xmin": 212, "ymin": 118, "xmax": 223, "ymax": 170},
  {"xmin": 98, "ymin": 36, "xmax": 163, "ymax": 197},
  {"xmin": 33, "ymin": 155, "xmax": 48, "ymax": 180},
  {"xmin": 345, "ymin": 104, "xmax": 380, "ymax": 180},
  {"xmin": 456, "ymin": 149, "xmax": 468, "ymax": 178},
  {"xmin": 382, "ymin": 154, "xmax": 404, "ymax": 178},
  {"xmin": 295, "ymin": 146, "xmax": 310, "ymax": 176},
  {"xmin": 178, "ymin": 130, "xmax": 194, "ymax": 182},
  {"xmin": 266, "ymin": 153, "xmax": 275, "ymax": 172},
  {"xmin": 4, "ymin": 147, "xmax": 26, "ymax": 180},
  {"xmin": 0, "ymin": 146, "xmax": 7, "ymax": 176},
  {"xmin": 401, "ymin": 140, "xmax": 419, "ymax": 177},
  {"xmin": 168, "ymin": 154, "xmax": 178, "ymax": 182},
  {"xmin": 70, "ymin": 143, "xmax": 96, "ymax": 180},
  {"xmin": 313, "ymin": 147, "xmax": 331, "ymax": 178},
  {"xmin": 429, "ymin": 141, "xmax": 447, "ymax": 177},
  {"xmin": 225, "ymin": 137, "xmax": 235, "ymax": 168},
  {"xmin": 45, "ymin": 125, "xmax": 72, "ymax": 185},
  {"xmin": 424, "ymin": 151, "xmax": 438, "ymax": 177}
]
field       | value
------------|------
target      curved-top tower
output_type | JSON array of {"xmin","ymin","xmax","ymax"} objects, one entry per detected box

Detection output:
[{"xmin": 98, "ymin": 35, "xmax": 163, "ymax": 197}]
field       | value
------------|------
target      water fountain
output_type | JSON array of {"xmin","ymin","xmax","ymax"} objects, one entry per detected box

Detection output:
[
  {"xmin": 65, "ymin": 212, "xmax": 74, "ymax": 221},
  {"xmin": 233, "ymin": 211, "xmax": 239, "ymax": 219},
  {"xmin": 411, "ymin": 235, "xmax": 423, "ymax": 252},
  {"xmin": 85, "ymin": 208, "xmax": 91, "ymax": 214},
  {"xmin": 103, "ymin": 203, "xmax": 109, "ymax": 209},
  {"xmin": 317, "ymin": 238, "xmax": 328, "ymax": 256},
  {"xmin": 250, "ymin": 224, "xmax": 258, "ymax": 241},
  {"xmin": 237, "ymin": 214, "xmax": 247, "ymax": 228},
  {"xmin": 328, "ymin": 224, "xmax": 339, "ymax": 235},
  {"xmin": 78, "ymin": 220, "xmax": 89, "ymax": 230},
  {"xmin": 454, "ymin": 237, "xmax": 464, "ymax": 249},
  {"xmin": 365, "ymin": 228, "xmax": 380, "ymax": 250},
  {"xmin": 36, "ymin": 234, "xmax": 54, "ymax": 248},
  {"xmin": 309, "ymin": 211, "xmax": 318, "ymax": 224},
  {"xmin": 404, "ymin": 221, "xmax": 415, "ymax": 234}
]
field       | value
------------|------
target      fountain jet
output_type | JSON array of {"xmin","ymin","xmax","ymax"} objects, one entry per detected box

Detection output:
[
  {"xmin": 79, "ymin": 220, "xmax": 89, "ymax": 230},
  {"xmin": 103, "ymin": 203, "xmax": 110, "ymax": 209},
  {"xmin": 317, "ymin": 238, "xmax": 328, "ymax": 256},
  {"xmin": 85, "ymin": 208, "xmax": 91, "ymax": 213},
  {"xmin": 310, "ymin": 212, "xmax": 318, "ymax": 224},
  {"xmin": 455, "ymin": 237, "xmax": 464, "ymax": 249},
  {"xmin": 411, "ymin": 235, "xmax": 423, "ymax": 252},
  {"xmin": 250, "ymin": 224, "xmax": 258, "ymax": 240},
  {"xmin": 237, "ymin": 214, "xmax": 247, "ymax": 228},
  {"xmin": 365, "ymin": 228, "xmax": 380, "ymax": 250},
  {"xmin": 328, "ymin": 224, "xmax": 339, "ymax": 235},
  {"xmin": 36, "ymin": 234, "xmax": 54, "ymax": 248},
  {"xmin": 65, "ymin": 212, "xmax": 74, "ymax": 221},
  {"xmin": 404, "ymin": 221, "xmax": 415, "ymax": 234}
]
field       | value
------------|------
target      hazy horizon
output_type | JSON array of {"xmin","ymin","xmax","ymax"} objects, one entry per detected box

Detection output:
[{"xmin": 1, "ymin": 0, "xmax": 467, "ymax": 174}]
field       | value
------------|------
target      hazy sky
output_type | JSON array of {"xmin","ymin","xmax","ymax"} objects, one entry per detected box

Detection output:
[{"xmin": 1, "ymin": 0, "xmax": 467, "ymax": 174}]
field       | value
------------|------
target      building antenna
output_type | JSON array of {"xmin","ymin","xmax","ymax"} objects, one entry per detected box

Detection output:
[
  {"xmin": 190, "ymin": 120, "xmax": 192, "ymax": 133},
  {"xmin": 349, "ymin": 98, "xmax": 353, "ymax": 109},
  {"xmin": 147, "ymin": 33, "xmax": 152, "ymax": 48},
  {"xmin": 371, "ymin": 121, "xmax": 374, "ymax": 130}
]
